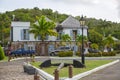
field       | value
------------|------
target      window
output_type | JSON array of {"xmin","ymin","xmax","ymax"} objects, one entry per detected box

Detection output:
[
  {"xmin": 73, "ymin": 30, "xmax": 77, "ymax": 40},
  {"xmin": 21, "ymin": 29, "xmax": 29, "ymax": 40},
  {"xmin": 38, "ymin": 35, "xmax": 41, "ymax": 40}
]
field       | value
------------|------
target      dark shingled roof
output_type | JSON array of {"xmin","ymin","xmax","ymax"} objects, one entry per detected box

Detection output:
[{"xmin": 60, "ymin": 16, "xmax": 88, "ymax": 29}]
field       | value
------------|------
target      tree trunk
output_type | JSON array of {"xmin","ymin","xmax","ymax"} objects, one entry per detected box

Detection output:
[{"xmin": 40, "ymin": 41, "xmax": 48, "ymax": 56}]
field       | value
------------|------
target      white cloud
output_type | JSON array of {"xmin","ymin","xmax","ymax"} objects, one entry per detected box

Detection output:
[
  {"xmin": 0, "ymin": 0, "xmax": 119, "ymax": 22},
  {"xmin": 52, "ymin": 0, "xmax": 100, "ymax": 5},
  {"xmin": 116, "ymin": 0, "xmax": 120, "ymax": 18}
]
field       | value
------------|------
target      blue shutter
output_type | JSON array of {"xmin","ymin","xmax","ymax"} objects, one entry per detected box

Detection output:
[
  {"xmin": 21, "ymin": 29, "xmax": 24, "ymax": 40},
  {"xmin": 38, "ymin": 35, "xmax": 41, "ymax": 40},
  {"xmin": 26, "ymin": 29, "xmax": 29, "ymax": 40},
  {"xmin": 70, "ymin": 30, "xmax": 73, "ymax": 40}
]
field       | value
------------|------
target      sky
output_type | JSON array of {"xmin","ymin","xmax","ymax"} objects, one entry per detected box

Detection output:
[{"xmin": 0, "ymin": 0, "xmax": 120, "ymax": 22}]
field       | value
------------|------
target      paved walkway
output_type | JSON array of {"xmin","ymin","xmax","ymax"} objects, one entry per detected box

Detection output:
[
  {"xmin": 80, "ymin": 60, "xmax": 120, "ymax": 80},
  {"xmin": 0, "ymin": 59, "xmax": 33, "ymax": 80}
]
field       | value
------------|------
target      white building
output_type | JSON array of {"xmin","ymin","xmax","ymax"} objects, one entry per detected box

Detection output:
[
  {"xmin": 10, "ymin": 16, "xmax": 88, "ymax": 55},
  {"xmin": 11, "ymin": 16, "xmax": 88, "ymax": 42},
  {"xmin": 56, "ymin": 16, "xmax": 88, "ymax": 41}
]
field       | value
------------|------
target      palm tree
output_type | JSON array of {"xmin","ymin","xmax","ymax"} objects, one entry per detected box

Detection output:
[
  {"xmin": 29, "ymin": 15, "xmax": 57, "ymax": 41},
  {"xmin": 103, "ymin": 35, "xmax": 114, "ymax": 52},
  {"xmin": 76, "ymin": 35, "xmax": 88, "ymax": 44},
  {"xmin": 61, "ymin": 34, "xmax": 71, "ymax": 46},
  {"xmin": 76, "ymin": 35, "xmax": 88, "ymax": 52},
  {"xmin": 29, "ymin": 15, "xmax": 57, "ymax": 55}
]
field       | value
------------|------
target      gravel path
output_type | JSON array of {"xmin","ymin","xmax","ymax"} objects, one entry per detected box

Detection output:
[
  {"xmin": 0, "ymin": 60, "xmax": 33, "ymax": 80},
  {"xmin": 80, "ymin": 60, "xmax": 120, "ymax": 80}
]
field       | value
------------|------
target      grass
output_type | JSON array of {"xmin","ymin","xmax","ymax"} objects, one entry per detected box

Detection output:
[{"xmin": 31, "ymin": 60, "xmax": 113, "ymax": 77}]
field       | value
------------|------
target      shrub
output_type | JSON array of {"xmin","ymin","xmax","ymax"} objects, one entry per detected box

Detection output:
[
  {"xmin": 85, "ymin": 51, "xmax": 116, "ymax": 57},
  {"xmin": 114, "ymin": 50, "xmax": 120, "ymax": 54},
  {"xmin": 0, "ymin": 45, "xmax": 5, "ymax": 60},
  {"xmin": 76, "ymin": 52, "xmax": 81, "ymax": 56},
  {"xmin": 58, "ymin": 51, "xmax": 73, "ymax": 57},
  {"xmin": 85, "ymin": 53, "xmax": 102, "ymax": 57},
  {"xmin": 90, "ymin": 43, "xmax": 99, "ymax": 49},
  {"xmin": 102, "ymin": 52, "xmax": 116, "ymax": 56}
]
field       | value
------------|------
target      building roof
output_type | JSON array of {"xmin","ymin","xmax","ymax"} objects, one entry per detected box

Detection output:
[
  {"xmin": 35, "ymin": 16, "xmax": 52, "ymax": 24},
  {"xmin": 11, "ymin": 21, "xmax": 30, "ymax": 27},
  {"xmin": 60, "ymin": 16, "xmax": 88, "ymax": 29}
]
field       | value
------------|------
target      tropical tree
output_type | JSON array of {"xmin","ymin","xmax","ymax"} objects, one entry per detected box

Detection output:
[
  {"xmin": 76, "ymin": 35, "xmax": 88, "ymax": 43},
  {"xmin": 76, "ymin": 35, "xmax": 88, "ymax": 52},
  {"xmin": 102, "ymin": 35, "xmax": 115, "ymax": 52},
  {"xmin": 88, "ymin": 30, "xmax": 103, "ymax": 45},
  {"xmin": 112, "ymin": 31, "xmax": 120, "ymax": 40},
  {"xmin": 90, "ymin": 43, "xmax": 99, "ymax": 49},
  {"xmin": 61, "ymin": 34, "xmax": 71, "ymax": 46},
  {"xmin": 29, "ymin": 15, "xmax": 57, "ymax": 55},
  {"xmin": 29, "ymin": 15, "xmax": 57, "ymax": 41}
]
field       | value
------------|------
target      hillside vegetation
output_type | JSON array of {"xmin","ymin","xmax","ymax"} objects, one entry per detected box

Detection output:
[{"xmin": 0, "ymin": 7, "xmax": 120, "ymax": 46}]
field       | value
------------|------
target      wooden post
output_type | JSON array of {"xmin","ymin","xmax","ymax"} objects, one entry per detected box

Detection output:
[
  {"xmin": 54, "ymin": 69, "xmax": 59, "ymax": 80},
  {"xmin": 69, "ymin": 65, "xmax": 73, "ymax": 78},
  {"xmin": 8, "ymin": 55, "xmax": 11, "ymax": 62},
  {"xmin": 34, "ymin": 72, "xmax": 39, "ymax": 80}
]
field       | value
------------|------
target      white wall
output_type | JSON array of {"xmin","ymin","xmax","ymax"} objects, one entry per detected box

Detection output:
[
  {"xmin": 48, "ymin": 36, "xmax": 57, "ymax": 41},
  {"xmin": 29, "ymin": 33, "xmax": 36, "ymax": 41},
  {"xmin": 63, "ymin": 29, "xmax": 71, "ymax": 36},
  {"xmin": 11, "ymin": 22, "xmax": 88, "ymax": 42},
  {"xmin": 79, "ymin": 29, "xmax": 87, "ymax": 36},
  {"xmin": 63, "ymin": 28, "xmax": 87, "ymax": 37},
  {"xmin": 83, "ymin": 29, "xmax": 88, "ymax": 36},
  {"xmin": 13, "ymin": 26, "xmax": 28, "ymax": 41},
  {"xmin": 12, "ymin": 22, "xmax": 30, "ymax": 41}
]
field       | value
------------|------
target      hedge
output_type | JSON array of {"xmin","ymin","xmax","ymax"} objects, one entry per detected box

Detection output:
[
  {"xmin": 102, "ymin": 52, "xmax": 116, "ymax": 56},
  {"xmin": 58, "ymin": 51, "xmax": 73, "ymax": 57},
  {"xmin": 58, "ymin": 51, "xmax": 116, "ymax": 57},
  {"xmin": 85, "ymin": 53, "xmax": 102, "ymax": 57},
  {"xmin": 76, "ymin": 51, "xmax": 116, "ymax": 57},
  {"xmin": 0, "ymin": 45, "xmax": 5, "ymax": 60}
]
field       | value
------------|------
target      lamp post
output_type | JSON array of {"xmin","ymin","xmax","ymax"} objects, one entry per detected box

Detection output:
[{"xmin": 79, "ymin": 15, "xmax": 85, "ymax": 65}]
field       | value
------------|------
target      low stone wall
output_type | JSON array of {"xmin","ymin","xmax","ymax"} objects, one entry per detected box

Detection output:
[
  {"xmin": 23, "ymin": 62, "xmax": 54, "ymax": 80},
  {"xmin": 23, "ymin": 63, "xmax": 35, "ymax": 75}
]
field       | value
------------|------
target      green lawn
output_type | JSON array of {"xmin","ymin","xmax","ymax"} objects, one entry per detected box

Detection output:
[{"xmin": 31, "ymin": 60, "xmax": 113, "ymax": 77}]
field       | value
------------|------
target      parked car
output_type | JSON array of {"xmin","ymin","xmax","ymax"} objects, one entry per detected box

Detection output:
[
  {"xmin": 10, "ymin": 48, "xmax": 35, "ymax": 56},
  {"xmin": 49, "ymin": 46, "xmax": 72, "ymax": 56}
]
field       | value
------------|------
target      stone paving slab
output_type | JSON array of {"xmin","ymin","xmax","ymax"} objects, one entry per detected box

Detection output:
[{"xmin": 0, "ymin": 60, "xmax": 33, "ymax": 80}]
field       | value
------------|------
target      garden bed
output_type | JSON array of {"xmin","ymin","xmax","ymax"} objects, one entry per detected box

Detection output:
[{"xmin": 31, "ymin": 60, "xmax": 113, "ymax": 77}]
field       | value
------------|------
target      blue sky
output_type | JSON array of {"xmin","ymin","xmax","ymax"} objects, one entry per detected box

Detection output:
[{"xmin": 0, "ymin": 0, "xmax": 120, "ymax": 22}]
